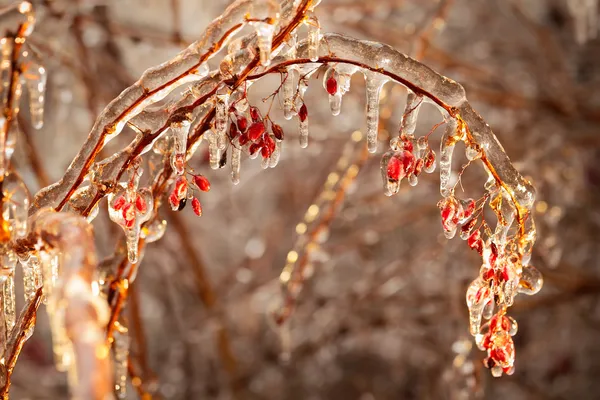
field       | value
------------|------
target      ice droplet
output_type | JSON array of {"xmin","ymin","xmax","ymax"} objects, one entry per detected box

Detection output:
[
  {"xmin": 518, "ymin": 264, "xmax": 543, "ymax": 295},
  {"xmin": 231, "ymin": 144, "xmax": 241, "ymax": 184},
  {"xmin": 282, "ymin": 67, "xmax": 298, "ymax": 120},
  {"xmin": 215, "ymin": 94, "xmax": 229, "ymax": 150}
]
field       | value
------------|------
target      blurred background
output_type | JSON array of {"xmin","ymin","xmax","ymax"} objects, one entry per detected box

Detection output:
[{"xmin": 7, "ymin": 0, "xmax": 600, "ymax": 399}]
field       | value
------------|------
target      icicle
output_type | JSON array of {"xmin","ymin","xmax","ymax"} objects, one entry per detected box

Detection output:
[
  {"xmin": 306, "ymin": 12, "xmax": 320, "ymax": 62},
  {"xmin": 283, "ymin": 67, "xmax": 297, "ymax": 120},
  {"xmin": 107, "ymin": 164, "xmax": 154, "ymax": 264},
  {"xmin": 114, "ymin": 325, "xmax": 130, "ymax": 399},
  {"xmin": 206, "ymin": 130, "xmax": 222, "ymax": 170},
  {"xmin": 231, "ymin": 145, "xmax": 241, "ymax": 184},
  {"xmin": 141, "ymin": 218, "xmax": 167, "ymax": 243},
  {"xmin": 399, "ymin": 91, "xmax": 423, "ymax": 139},
  {"xmin": 3, "ymin": 171, "xmax": 31, "ymax": 237},
  {"xmin": 170, "ymin": 119, "xmax": 191, "ymax": 175},
  {"xmin": 215, "ymin": 94, "xmax": 229, "ymax": 150},
  {"xmin": 22, "ymin": 45, "xmax": 47, "ymax": 129},
  {"xmin": 251, "ymin": 21, "xmax": 276, "ymax": 66},
  {"xmin": 20, "ymin": 253, "xmax": 43, "ymax": 302},
  {"xmin": 439, "ymin": 117, "xmax": 460, "ymax": 197},
  {"xmin": 363, "ymin": 71, "xmax": 388, "ymax": 153},
  {"xmin": 298, "ymin": 104, "xmax": 308, "ymax": 148},
  {"xmin": 2, "ymin": 251, "xmax": 17, "ymax": 333},
  {"xmin": 40, "ymin": 250, "xmax": 73, "ymax": 371}
]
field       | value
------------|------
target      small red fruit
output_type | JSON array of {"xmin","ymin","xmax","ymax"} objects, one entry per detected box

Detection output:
[
  {"xmin": 271, "ymin": 123, "xmax": 284, "ymax": 141},
  {"xmin": 387, "ymin": 156, "xmax": 401, "ymax": 181},
  {"xmin": 326, "ymin": 76, "xmax": 337, "ymax": 95},
  {"xmin": 249, "ymin": 106, "xmax": 261, "ymax": 122},
  {"xmin": 247, "ymin": 121, "xmax": 266, "ymax": 141},
  {"xmin": 192, "ymin": 197, "xmax": 202, "ymax": 216},
  {"xmin": 249, "ymin": 142, "xmax": 261, "ymax": 155},
  {"xmin": 193, "ymin": 175, "xmax": 211, "ymax": 192},
  {"xmin": 298, "ymin": 104, "xmax": 308, "ymax": 122},
  {"xmin": 238, "ymin": 133, "xmax": 249, "ymax": 146},
  {"xmin": 135, "ymin": 195, "xmax": 147, "ymax": 213},
  {"xmin": 112, "ymin": 195, "xmax": 126, "ymax": 211},
  {"xmin": 237, "ymin": 116, "xmax": 248, "ymax": 132}
]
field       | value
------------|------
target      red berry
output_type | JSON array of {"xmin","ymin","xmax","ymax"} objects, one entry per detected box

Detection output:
[
  {"xmin": 238, "ymin": 133, "xmax": 249, "ymax": 146},
  {"xmin": 112, "ymin": 195, "xmax": 126, "ymax": 211},
  {"xmin": 249, "ymin": 106, "xmax": 261, "ymax": 122},
  {"xmin": 247, "ymin": 121, "xmax": 266, "ymax": 141},
  {"xmin": 169, "ymin": 191, "xmax": 179, "ymax": 210},
  {"xmin": 298, "ymin": 104, "xmax": 308, "ymax": 122},
  {"xmin": 174, "ymin": 176, "xmax": 188, "ymax": 198},
  {"xmin": 400, "ymin": 150, "xmax": 415, "ymax": 175},
  {"xmin": 489, "ymin": 242, "xmax": 499, "ymax": 267},
  {"xmin": 403, "ymin": 139, "xmax": 413, "ymax": 153},
  {"xmin": 467, "ymin": 229, "xmax": 483, "ymax": 254},
  {"xmin": 237, "ymin": 116, "xmax": 248, "ymax": 132},
  {"xmin": 463, "ymin": 199, "xmax": 476, "ymax": 219},
  {"xmin": 326, "ymin": 76, "xmax": 337, "ymax": 95},
  {"xmin": 424, "ymin": 149, "xmax": 435, "ymax": 170},
  {"xmin": 386, "ymin": 156, "xmax": 401, "ymax": 181},
  {"xmin": 135, "ymin": 195, "xmax": 147, "ymax": 213},
  {"xmin": 414, "ymin": 158, "xmax": 424, "ymax": 176},
  {"xmin": 264, "ymin": 135, "xmax": 276, "ymax": 154},
  {"xmin": 261, "ymin": 145, "xmax": 271, "ymax": 159},
  {"xmin": 249, "ymin": 142, "xmax": 261, "ymax": 155},
  {"xmin": 271, "ymin": 123, "xmax": 284, "ymax": 141},
  {"xmin": 122, "ymin": 203, "xmax": 135, "ymax": 228},
  {"xmin": 229, "ymin": 122, "xmax": 239, "ymax": 139},
  {"xmin": 193, "ymin": 175, "xmax": 211, "ymax": 192},
  {"xmin": 192, "ymin": 197, "xmax": 202, "ymax": 216}
]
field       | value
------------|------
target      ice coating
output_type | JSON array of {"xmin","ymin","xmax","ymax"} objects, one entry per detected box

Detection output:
[
  {"xmin": 170, "ymin": 120, "xmax": 191, "ymax": 175},
  {"xmin": 31, "ymin": 0, "xmax": 289, "ymax": 212},
  {"xmin": 399, "ymin": 91, "xmax": 422, "ymax": 138},
  {"xmin": 306, "ymin": 12, "xmax": 320, "ymax": 62},
  {"xmin": 21, "ymin": 43, "xmax": 46, "ymax": 129},
  {"xmin": 20, "ymin": 253, "xmax": 42, "ymax": 302}
]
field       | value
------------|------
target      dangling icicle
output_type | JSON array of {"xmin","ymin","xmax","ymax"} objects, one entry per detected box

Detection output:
[
  {"xmin": 363, "ymin": 71, "xmax": 388, "ymax": 153},
  {"xmin": 107, "ymin": 162, "xmax": 154, "ymax": 264},
  {"xmin": 439, "ymin": 117, "xmax": 461, "ymax": 198},
  {"xmin": 114, "ymin": 324, "xmax": 130, "ymax": 399},
  {"xmin": 22, "ymin": 44, "xmax": 47, "ymax": 129},
  {"xmin": 231, "ymin": 144, "xmax": 241, "ymax": 184},
  {"xmin": 170, "ymin": 119, "xmax": 191, "ymax": 175},
  {"xmin": 206, "ymin": 130, "xmax": 222, "ymax": 170},
  {"xmin": 20, "ymin": 253, "xmax": 43, "ymax": 302},
  {"xmin": 1, "ymin": 251, "xmax": 17, "ymax": 334},
  {"xmin": 399, "ymin": 91, "xmax": 423, "ymax": 139},
  {"xmin": 251, "ymin": 21, "xmax": 276, "ymax": 66},
  {"xmin": 3, "ymin": 171, "xmax": 31, "ymax": 237},
  {"xmin": 282, "ymin": 35, "xmax": 298, "ymax": 120},
  {"xmin": 305, "ymin": 12, "xmax": 320, "ymax": 62},
  {"xmin": 215, "ymin": 94, "xmax": 229, "ymax": 150},
  {"xmin": 298, "ymin": 103, "xmax": 308, "ymax": 148}
]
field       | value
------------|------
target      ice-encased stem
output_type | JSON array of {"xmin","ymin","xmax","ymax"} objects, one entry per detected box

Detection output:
[
  {"xmin": 363, "ymin": 72, "xmax": 388, "ymax": 153},
  {"xmin": 2, "ymin": 266, "xmax": 16, "ymax": 333},
  {"xmin": 440, "ymin": 117, "xmax": 458, "ymax": 197},
  {"xmin": 170, "ymin": 119, "xmax": 191, "ymax": 175}
]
